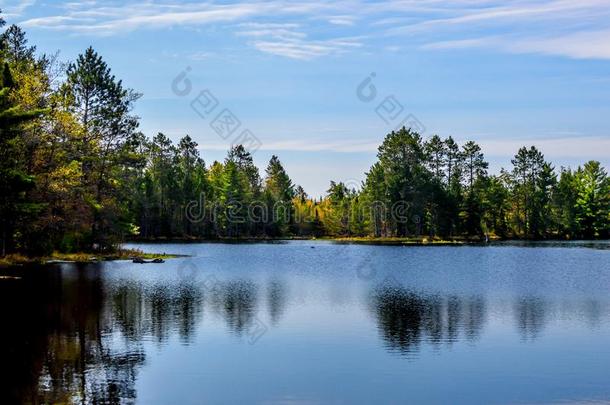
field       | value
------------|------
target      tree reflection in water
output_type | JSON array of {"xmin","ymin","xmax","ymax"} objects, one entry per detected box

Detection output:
[
  {"xmin": 1, "ymin": 262, "xmax": 606, "ymax": 403},
  {"xmin": 369, "ymin": 284, "xmax": 487, "ymax": 355},
  {"xmin": 267, "ymin": 279, "xmax": 287, "ymax": 326},
  {"xmin": 0, "ymin": 263, "xmax": 204, "ymax": 404},
  {"xmin": 370, "ymin": 284, "xmax": 605, "ymax": 355},
  {"xmin": 514, "ymin": 296, "xmax": 547, "ymax": 341},
  {"xmin": 207, "ymin": 279, "xmax": 259, "ymax": 335}
]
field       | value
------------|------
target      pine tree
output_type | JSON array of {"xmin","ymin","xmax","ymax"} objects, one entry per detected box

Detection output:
[
  {"xmin": 0, "ymin": 25, "xmax": 36, "ymax": 64},
  {"xmin": 220, "ymin": 160, "xmax": 248, "ymax": 237},
  {"xmin": 424, "ymin": 135, "xmax": 446, "ymax": 182},
  {"xmin": 462, "ymin": 141, "xmax": 488, "ymax": 191},
  {"xmin": 63, "ymin": 47, "xmax": 141, "ymax": 249},
  {"xmin": 376, "ymin": 127, "xmax": 429, "ymax": 236},
  {"xmin": 178, "ymin": 135, "xmax": 207, "ymax": 236},
  {"xmin": 573, "ymin": 161, "xmax": 609, "ymax": 238},
  {"xmin": 264, "ymin": 155, "xmax": 294, "ymax": 236},
  {"xmin": 510, "ymin": 146, "xmax": 555, "ymax": 238},
  {"xmin": 0, "ymin": 63, "xmax": 43, "ymax": 255},
  {"xmin": 226, "ymin": 144, "xmax": 261, "ymax": 195}
]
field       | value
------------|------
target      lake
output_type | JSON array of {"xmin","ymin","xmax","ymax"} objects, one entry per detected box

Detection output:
[{"xmin": 1, "ymin": 241, "xmax": 609, "ymax": 404}]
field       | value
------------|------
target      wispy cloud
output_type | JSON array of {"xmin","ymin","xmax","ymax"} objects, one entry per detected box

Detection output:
[
  {"xmin": 510, "ymin": 29, "xmax": 610, "ymax": 59},
  {"xmin": 236, "ymin": 22, "xmax": 362, "ymax": 60},
  {"xmin": 476, "ymin": 136, "xmax": 610, "ymax": 160},
  {"xmin": 408, "ymin": 0, "xmax": 610, "ymax": 60},
  {"xmin": 1, "ymin": 0, "xmax": 36, "ymax": 17},
  {"xmin": 21, "ymin": 3, "xmax": 268, "ymax": 33},
  {"xmin": 196, "ymin": 137, "xmax": 380, "ymax": 153},
  {"xmin": 251, "ymin": 38, "xmax": 362, "ymax": 60},
  {"xmin": 423, "ymin": 29, "xmax": 610, "ymax": 60},
  {"xmin": 422, "ymin": 37, "xmax": 499, "ymax": 51},
  {"xmin": 230, "ymin": 23, "xmax": 362, "ymax": 60},
  {"xmin": 193, "ymin": 134, "xmax": 610, "ymax": 158},
  {"xmin": 327, "ymin": 15, "xmax": 357, "ymax": 26},
  {"xmin": 16, "ymin": 0, "xmax": 610, "ymax": 60}
]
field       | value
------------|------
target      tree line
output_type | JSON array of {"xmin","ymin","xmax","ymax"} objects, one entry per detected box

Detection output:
[{"xmin": 0, "ymin": 17, "xmax": 608, "ymax": 256}]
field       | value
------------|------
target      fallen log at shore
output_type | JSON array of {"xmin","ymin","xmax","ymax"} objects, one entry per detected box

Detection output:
[{"xmin": 132, "ymin": 258, "xmax": 165, "ymax": 264}]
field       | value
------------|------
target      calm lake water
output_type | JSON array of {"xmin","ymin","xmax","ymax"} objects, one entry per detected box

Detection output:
[{"xmin": 1, "ymin": 241, "xmax": 610, "ymax": 404}]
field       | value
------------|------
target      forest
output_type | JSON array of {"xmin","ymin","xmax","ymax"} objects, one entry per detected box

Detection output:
[{"xmin": 1, "ymin": 16, "xmax": 608, "ymax": 257}]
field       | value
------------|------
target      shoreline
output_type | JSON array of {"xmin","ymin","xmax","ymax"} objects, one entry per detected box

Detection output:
[
  {"xmin": 0, "ymin": 249, "xmax": 182, "ymax": 268},
  {"xmin": 3, "ymin": 237, "xmax": 606, "ymax": 267}
]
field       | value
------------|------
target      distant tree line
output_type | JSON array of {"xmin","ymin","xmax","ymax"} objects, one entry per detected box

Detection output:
[{"xmin": 0, "ymin": 17, "xmax": 608, "ymax": 255}]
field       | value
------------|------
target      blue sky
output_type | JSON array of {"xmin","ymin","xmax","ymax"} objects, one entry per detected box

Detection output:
[{"xmin": 3, "ymin": 0, "xmax": 610, "ymax": 196}]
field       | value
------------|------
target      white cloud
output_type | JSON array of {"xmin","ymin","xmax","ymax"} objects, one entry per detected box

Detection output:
[
  {"xmin": 1, "ymin": 0, "xmax": 36, "ymax": 17},
  {"xmin": 251, "ymin": 37, "xmax": 362, "ymax": 60},
  {"xmin": 196, "ymin": 137, "xmax": 380, "ymax": 153},
  {"xmin": 16, "ymin": 0, "xmax": 610, "ymax": 60},
  {"xmin": 510, "ymin": 29, "xmax": 610, "ymax": 60},
  {"xmin": 421, "ymin": 37, "xmax": 499, "ymax": 50},
  {"xmin": 188, "ymin": 51, "xmax": 216, "ymax": 61},
  {"xmin": 235, "ymin": 22, "xmax": 363, "ymax": 60},
  {"xmin": 423, "ymin": 29, "xmax": 610, "ymax": 60},
  {"xmin": 327, "ymin": 15, "xmax": 356, "ymax": 26},
  {"xmin": 195, "ymin": 133, "xmax": 610, "ymax": 158},
  {"xmin": 21, "ymin": 3, "xmax": 273, "ymax": 32},
  {"xmin": 476, "ymin": 136, "xmax": 610, "ymax": 161},
  {"xmin": 389, "ymin": 0, "xmax": 610, "ymax": 34}
]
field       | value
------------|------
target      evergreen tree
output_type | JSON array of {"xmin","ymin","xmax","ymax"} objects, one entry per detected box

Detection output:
[
  {"xmin": 510, "ymin": 146, "xmax": 555, "ymax": 238},
  {"xmin": 63, "ymin": 46, "xmax": 141, "ymax": 249},
  {"xmin": 178, "ymin": 135, "xmax": 208, "ymax": 236},
  {"xmin": 553, "ymin": 168, "xmax": 578, "ymax": 237},
  {"xmin": 460, "ymin": 141, "xmax": 488, "ymax": 236},
  {"xmin": 0, "ymin": 63, "xmax": 43, "ymax": 255},
  {"xmin": 425, "ymin": 134, "xmax": 446, "ymax": 182},
  {"xmin": 573, "ymin": 161, "xmax": 609, "ymax": 238},
  {"xmin": 220, "ymin": 160, "xmax": 249, "ymax": 237},
  {"xmin": 444, "ymin": 136, "xmax": 463, "ymax": 191},
  {"xmin": 376, "ymin": 127, "xmax": 430, "ymax": 236},
  {"xmin": 226, "ymin": 144, "xmax": 261, "ymax": 195},
  {"xmin": 0, "ymin": 25, "xmax": 35, "ymax": 64},
  {"xmin": 480, "ymin": 174, "xmax": 510, "ymax": 238},
  {"xmin": 264, "ymin": 155, "xmax": 294, "ymax": 236},
  {"xmin": 462, "ymin": 141, "xmax": 487, "ymax": 191}
]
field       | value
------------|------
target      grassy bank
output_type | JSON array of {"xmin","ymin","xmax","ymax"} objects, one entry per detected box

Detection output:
[
  {"xmin": 0, "ymin": 249, "xmax": 180, "ymax": 267},
  {"xmin": 129, "ymin": 235, "xmax": 498, "ymax": 245},
  {"xmin": 328, "ymin": 235, "xmax": 495, "ymax": 245}
]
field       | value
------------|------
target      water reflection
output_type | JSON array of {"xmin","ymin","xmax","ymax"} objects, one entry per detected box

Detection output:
[
  {"xmin": 369, "ymin": 285, "xmax": 486, "ymax": 355},
  {"xmin": 267, "ymin": 279, "xmax": 287, "ymax": 326},
  {"xmin": 209, "ymin": 280, "xmax": 259, "ymax": 335},
  {"xmin": 1, "ymin": 254, "xmax": 609, "ymax": 404},
  {"xmin": 514, "ymin": 296, "xmax": 547, "ymax": 341},
  {"xmin": 111, "ymin": 282, "xmax": 203, "ymax": 345},
  {"xmin": 0, "ymin": 264, "xmax": 204, "ymax": 404}
]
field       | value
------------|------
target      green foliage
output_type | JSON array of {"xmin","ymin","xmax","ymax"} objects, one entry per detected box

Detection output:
[
  {"xmin": 264, "ymin": 155, "xmax": 294, "ymax": 236},
  {"xmin": 573, "ymin": 161, "xmax": 609, "ymax": 238},
  {"xmin": 0, "ymin": 59, "xmax": 44, "ymax": 255},
  {"xmin": 0, "ymin": 17, "xmax": 608, "ymax": 257}
]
